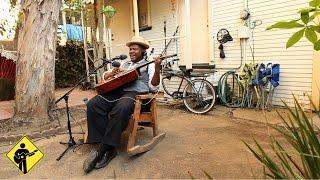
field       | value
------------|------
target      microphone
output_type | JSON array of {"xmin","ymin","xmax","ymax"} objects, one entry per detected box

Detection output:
[
  {"xmin": 112, "ymin": 54, "xmax": 127, "ymax": 60},
  {"xmin": 101, "ymin": 54, "xmax": 127, "ymax": 64},
  {"xmin": 111, "ymin": 61, "xmax": 121, "ymax": 68}
]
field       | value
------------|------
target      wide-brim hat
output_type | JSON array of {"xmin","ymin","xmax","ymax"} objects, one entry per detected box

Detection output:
[{"xmin": 126, "ymin": 36, "xmax": 150, "ymax": 49}]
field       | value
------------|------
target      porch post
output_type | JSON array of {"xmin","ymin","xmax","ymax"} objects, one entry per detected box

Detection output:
[
  {"xmin": 62, "ymin": 0, "xmax": 67, "ymax": 39},
  {"xmin": 208, "ymin": 0, "xmax": 213, "ymax": 64},
  {"xmin": 103, "ymin": 14, "xmax": 111, "ymax": 59},
  {"xmin": 133, "ymin": 0, "xmax": 140, "ymax": 36},
  {"xmin": 81, "ymin": 10, "xmax": 90, "ymax": 82},
  {"xmin": 184, "ymin": 0, "xmax": 192, "ymax": 69}
]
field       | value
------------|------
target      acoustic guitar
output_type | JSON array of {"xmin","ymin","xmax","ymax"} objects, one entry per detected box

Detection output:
[
  {"xmin": 95, "ymin": 54, "xmax": 177, "ymax": 94},
  {"xmin": 14, "ymin": 150, "xmax": 38, "ymax": 164}
]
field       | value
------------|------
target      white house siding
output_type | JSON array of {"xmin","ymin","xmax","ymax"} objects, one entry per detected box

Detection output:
[
  {"xmin": 210, "ymin": 0, "xmax": 313, "ymax": 107},
  {"xmin": 140, "ymin": 0, "xmax": 182, "ymax": 95},
  {"xmin": 140, "ymin": 0, "xmax": 180, "ymax": 57}
]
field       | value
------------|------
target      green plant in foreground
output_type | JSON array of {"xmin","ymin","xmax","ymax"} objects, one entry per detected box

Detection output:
[
  {"xmin": 244, "ymin": 96, "xmax": 320, "ymax": 178},
  {"xmin": 267, "ymin": 0, "xmax": 320, "ymax": 50}
]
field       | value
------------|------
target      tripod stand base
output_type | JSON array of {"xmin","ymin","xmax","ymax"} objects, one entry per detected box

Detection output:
[{"xmin": 56, "ymin": 137, "xmax": 76, "ymax": 161}]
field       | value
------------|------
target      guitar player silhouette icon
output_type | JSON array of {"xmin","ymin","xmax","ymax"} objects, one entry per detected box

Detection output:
[{"xmin": 14, "ymin": 143, "xmax": 37, "ymax": 174}]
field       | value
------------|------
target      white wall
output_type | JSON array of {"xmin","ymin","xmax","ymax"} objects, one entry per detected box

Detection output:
[
  {"xmin": 210, "ymin": 0, "xmax": 314, "ymax": 107},
  {"xmin": 109, "ymin": 0, "xmax": 134, "ymax": 57},
  {"xmin": 140, "ymin": 0, "xmax": 179, "ymax": 57}
]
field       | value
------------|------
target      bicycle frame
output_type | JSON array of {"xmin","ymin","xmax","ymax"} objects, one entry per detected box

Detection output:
[
  {"xmin": 161, "ymin": 58, "xmax": 216, "ymax": 114},
  {"xmin": 162, "ymin": 70, "xmax": 208, "ymax": 100}
]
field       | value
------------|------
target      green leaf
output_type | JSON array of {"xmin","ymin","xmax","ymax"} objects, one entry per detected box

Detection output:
[
  {"xmin": 267, "ymin": 21, "xmax": 305, "ymax": 30},
  {"xmin": 301, "ymin": 12, "xmax": 310, "ymax": 24},
  {"xmin": 299, "ymin": 7, "xmax": 316, "ymax": 13},
  {"xmin": 315, "ymin": 40, "xmax": 320, "ymax": 51},
  {"xmin": 286, "ymin": 28, "xmax": 305, "ymax": 48},
  {"xmin": 310, "ymin": 12, "xmax": 320, "ymax": 20},
  {"xmin": 310, "ymin": 0, "xmax": 320, "ymax": 7},
  {"xmin": 305, "ymin": 28, "xmax": 318, "ymax": 44},
  {"xmin": 309, "ymin": 25, "xmax": 320, "ymax": 33}
]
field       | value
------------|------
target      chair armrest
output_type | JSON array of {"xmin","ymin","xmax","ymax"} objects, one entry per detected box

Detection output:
[{"xmin": 136, "ymin": 94, "xmax": 158, "ymax": 100}]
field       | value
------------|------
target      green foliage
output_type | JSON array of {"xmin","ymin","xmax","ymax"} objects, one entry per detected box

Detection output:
[
  {"xmin": 267, "ymin": 0, "xmax": 320, "ymax": 50},
  {"xmin": 306, "ymin": 27, "xmax": 318, "ymax": 43},
  {"xmin": 62, "ymin": 0, "xmax": 86, "ymax": 18},
  {"xmin": 62, "ymin": 0, "xmax": 117, "ymax": 19},
  {"xmin": 239, "ymin": 63, "xmax": 259, "ymax": 88},
  {"xmin": 266, "ymin": 21, "xmax": 304, "ymax": 30},
  {"xmin": 55, "ymin": 41, "xmax": 88, "ymax": 88},
  {"xmin": 102, "ymin": 5, "xmax": 117, "ymax": 19},
  {"xmin": 286, "ymin": 28, "xmax": 305, "ymax": 48},
  {"xmin": 244, "ymin": 96, "xmax": 320, "ymax": 178}
]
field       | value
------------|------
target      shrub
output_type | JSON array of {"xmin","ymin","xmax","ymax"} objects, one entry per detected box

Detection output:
[
  {"xmin": 55, "ymin": 41, "xmax": 87, "ymax": 88},
  {"xmin": 244, "ymin": 97, "xmax": 320, "ymax": 178}
]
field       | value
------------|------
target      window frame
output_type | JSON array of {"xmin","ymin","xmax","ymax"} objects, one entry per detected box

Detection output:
[{"xmin": 137, "ymin": 0, "xmax": 152, "ymax": 32}]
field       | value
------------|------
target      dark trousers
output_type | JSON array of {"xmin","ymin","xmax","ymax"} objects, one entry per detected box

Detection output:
[
  {"xmin": 86, "ymin": 90, "xmax": 138, "ymax": 147},
  {"xmin": 19, "ymin": 160, "xmax": 27, "ymax": 174}
]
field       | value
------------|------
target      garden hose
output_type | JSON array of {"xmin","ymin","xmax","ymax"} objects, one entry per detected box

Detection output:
[{"xmin": 217, "ymin": 71, "xmax": 243, "ymax": 107}]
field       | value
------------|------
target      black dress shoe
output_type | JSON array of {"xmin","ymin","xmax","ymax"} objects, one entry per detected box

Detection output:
[
  {"xmin": 95, "ymin": 148, "xmax": 117, "ymax": 169},
  {"xmin": 83, "ymin": 150, "xmax": 102, "ymax": 174}
]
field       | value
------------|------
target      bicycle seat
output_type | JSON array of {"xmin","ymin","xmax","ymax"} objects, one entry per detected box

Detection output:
[
  {"xmin": 182, "ymin": 68, "xmax": 193, "ymax": 75},
  {"xmin": 190, "ymin": 73, "xmax": 210, "ymax": 77}
]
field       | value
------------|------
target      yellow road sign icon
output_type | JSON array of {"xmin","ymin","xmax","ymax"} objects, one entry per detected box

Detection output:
[{"xmin": 6, "ymin": 136, "xmax": 44, "ymax": 174}]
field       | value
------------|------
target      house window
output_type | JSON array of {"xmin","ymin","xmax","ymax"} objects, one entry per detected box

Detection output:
[{"xmin": 137, "ymin": 0, "xmax": 152, "ymax": 31}]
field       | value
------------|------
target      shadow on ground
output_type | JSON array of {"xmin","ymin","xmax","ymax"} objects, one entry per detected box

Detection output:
[{"xmin": 0, "ymin": 104, "xmax": 282, "ymax": 179}]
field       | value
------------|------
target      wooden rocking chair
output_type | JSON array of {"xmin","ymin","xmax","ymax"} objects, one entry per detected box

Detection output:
[{"xmin": 84, "ymin": 94, "xmax": 166, "ymax": 156}]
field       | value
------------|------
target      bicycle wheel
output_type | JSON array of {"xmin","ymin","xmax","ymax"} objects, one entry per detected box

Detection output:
[
  {"xmin": 161, "ymin": 71, "xmax": 185, "ymax": 97},
  {"xmin": 183, "ymin": 79, "xmax": 216, "ymax": 114}
]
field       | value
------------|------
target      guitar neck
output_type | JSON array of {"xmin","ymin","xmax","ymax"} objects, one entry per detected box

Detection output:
[
  {"xmin": 135, "ymin": 54, "xmax": 177, "ymax": 70},
  {"xmin": 136, "ymin": 60, "xmax": 155, "ymax": 70},
  {"xmin": 27, "ymin": 150, "xmax": 38, "ymax": 156}
]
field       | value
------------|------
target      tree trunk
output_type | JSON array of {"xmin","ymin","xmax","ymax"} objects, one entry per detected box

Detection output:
[
  {"xmin": 91, "ymin": 0, "xmax": 104, "ymax": 81},
  {"xmin": 14, "ymin": 0, "xmax": 61, "ymax": 125}
]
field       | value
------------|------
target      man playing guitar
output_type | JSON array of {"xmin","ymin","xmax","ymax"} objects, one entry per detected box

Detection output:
[
  {"xmin": 14, "ymin": 143, "xmax": 38, "ymax": 174},
  {"xmin": 83, "ymin": 36, "xmax": 161, "ymax": 174}
]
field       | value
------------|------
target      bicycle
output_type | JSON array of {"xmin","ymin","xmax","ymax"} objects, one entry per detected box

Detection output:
[{"xmin": 161, "ymin": 58, "xmax": 216, "ymax": 114}]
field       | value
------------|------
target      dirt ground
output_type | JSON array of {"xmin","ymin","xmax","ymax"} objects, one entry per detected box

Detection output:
[{"xmin": 0, "ymin": 104, "xmax": 282, "ymax": 179}]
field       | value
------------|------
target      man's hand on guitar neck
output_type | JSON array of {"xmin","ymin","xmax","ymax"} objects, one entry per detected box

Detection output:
[
  {"xmin": 154, "ymin": 57, "xmax": 162, "ymax": 72},
  {"xmin": 151, "ymin": 57, "xmax": 162, "ymax": 87}
]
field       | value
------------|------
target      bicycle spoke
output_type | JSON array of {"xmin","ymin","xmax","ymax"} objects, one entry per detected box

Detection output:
[
  {"xmin": 196, "ymin": 85, "xmax": 211, "ymax": 110},
  {"xmin": 190, "ymin": 90, "xmax": 208, "ymax": 111}
]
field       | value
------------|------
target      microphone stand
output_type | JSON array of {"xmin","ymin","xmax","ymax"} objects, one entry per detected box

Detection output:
[{"xmin": 56, "ymin": 59, "xmax": 112, "ymax": 161}]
